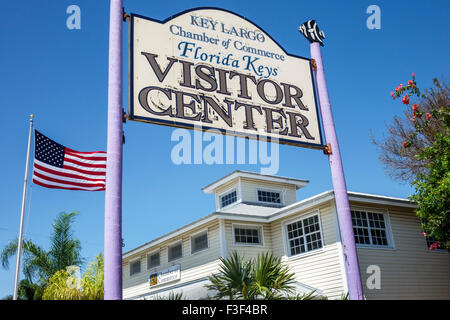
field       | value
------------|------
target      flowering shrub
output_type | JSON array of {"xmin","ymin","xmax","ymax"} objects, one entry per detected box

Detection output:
[
  {"xmin": 391, "ymin": 74, "xmax": 434, "ymax": 148},
  {"xmin": 391, "ymin": 75, "xmax": 449, "ymax": 251}
]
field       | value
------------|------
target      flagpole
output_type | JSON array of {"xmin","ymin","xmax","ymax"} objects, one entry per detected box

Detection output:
[
  {"xmin": 13, "ymin": 114, "xmax": 34, "ymax": 300},
  {"xmin": 104, "ymin": 0, "xmax": 123, "ymax": 300}
]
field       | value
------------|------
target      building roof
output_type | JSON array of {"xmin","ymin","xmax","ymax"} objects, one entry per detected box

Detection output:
[
  {"xmin": 122, "ymin": 189, "xmax": 416, "ymax": 259},
  {"xmin": 202, "ymin": 170, "xmax": 309, "ymax": 194},
  {"xmin": 218, "ymin": 202, "xmax": 280, "ymax": 216}
]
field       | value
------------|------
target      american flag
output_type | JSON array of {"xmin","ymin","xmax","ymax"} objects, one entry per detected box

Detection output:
[{"xmin": 32, "ymin": 130, "xmax": 106, "ymax": 191}]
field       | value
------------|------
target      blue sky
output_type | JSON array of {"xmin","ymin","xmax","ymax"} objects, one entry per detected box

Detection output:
[{"xmin": 0, "ymin": 0, "xmax": 448, "ymax": 298}]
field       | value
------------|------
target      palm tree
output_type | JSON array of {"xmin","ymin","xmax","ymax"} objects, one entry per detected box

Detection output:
[
  {"xmin": 250, "ymin": 252, "xmax": 296, "ymax": 299},
  {"xmin": 206, "ymin": 251, "xmax": 298, "ymax": 300},
  {"xmin": 1, "ymin": 211, "xmax": 83, "ymax": 299},
  {"xmin": 206, "ymin": 251, "xmax": 253, "ymax": 299}
]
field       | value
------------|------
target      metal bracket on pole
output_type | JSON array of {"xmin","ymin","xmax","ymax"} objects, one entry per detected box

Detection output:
[
  {"xmin": 311, "ymin": 58, "xmax": 317, "ymax": 71},
  {"xmin": 122, "ymin": 109, "xmax": 128, "ymax": 123},
  {"xmin": 123, "ymin": 8, "xmax": 130, "ymax": 22},
  {"xmin": 322, "ymin": 142, "xmax": 332, "ymax": 155}
]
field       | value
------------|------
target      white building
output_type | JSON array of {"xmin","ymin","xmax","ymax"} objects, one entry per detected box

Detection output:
[{"xmin": 122, "ymin": 170, "xmax": 450, "ymax": 300}]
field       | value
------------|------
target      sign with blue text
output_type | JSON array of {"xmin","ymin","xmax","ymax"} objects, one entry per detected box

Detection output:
[
  {"xmin": 130, "ymin": 8, "xmax": 323, "ymax": 148},
  {"xmin": 149, "ymin": 264, "xmax": 181, "ymax": 287}
]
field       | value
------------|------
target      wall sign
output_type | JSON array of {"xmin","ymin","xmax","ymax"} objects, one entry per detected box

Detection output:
[
  {"xmin": 149, "ymin": 264, "xmax": 181, "ymax": 287},
  {"xmin": 130, "ymin": 8, "xmax": 323, "ymax": 148}
]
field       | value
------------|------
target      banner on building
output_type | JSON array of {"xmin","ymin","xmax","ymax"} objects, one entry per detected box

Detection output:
[
  {"xmin": 129, "ymin": 8, "xmax": 323, "ymax": 148},
  {"xmin": 149, "ymin": 264, "xmax": 181, "ymax": 287}
]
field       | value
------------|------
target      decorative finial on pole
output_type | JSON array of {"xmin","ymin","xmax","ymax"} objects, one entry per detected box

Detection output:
[
  {"xmin": 30, "ymin": 114, "xmax": 34, "ymax": 122},
  {"xmin": 299, "ymin": 20, "xmax": 326, "ymax": 46}
]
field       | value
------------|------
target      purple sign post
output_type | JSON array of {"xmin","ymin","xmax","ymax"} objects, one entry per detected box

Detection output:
[
  {"xmin": 299, "ymin": 20, "xmax": 364, "ymax": 300},
  {"xmin": 104, "ymin": 0, "xmax": 123, "ymax": 300}
]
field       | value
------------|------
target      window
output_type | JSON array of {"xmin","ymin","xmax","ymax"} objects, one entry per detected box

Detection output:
[
  {"xmin": 257, "ymin": 190, "xmax": 281, "ymax": 204},
  {"xmin": 351, "ymin": 210, "xmax": 389, "ymax": 247},
  {"xmin": 147, "ymin": 252, "xmax": 160, "ymax": 269},
  {"xmin": 168, "ymin": 243, "xmax": 182, "ymax": 261},
  {"xmin": 286, "ymin": 215, "xmax": 322, "ymax": 256},
  {"xmin": 220, "ymin": 190, "xmax": 237, "ymax": 208},
  {"xmin": 191, "ymin": 231, "xmax": 208, "ymax": 254},
  {"xmin": 234, "ymin": 225, "xmax": 263, "ymax": 245},
  {"xmin": 129, "ymin": 259, "xmax": 141, "ymax": 276}
]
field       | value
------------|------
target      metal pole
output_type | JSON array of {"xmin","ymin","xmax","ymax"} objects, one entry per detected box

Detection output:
[
  {"xmin": 13, "ymin": 114, "xmax": 34, "ymax": 300},
  {"xmin": 104, "ymin": 0, "xmax": 123, "ymax": 300},
  {"xmin": 310, "ymin": 41, "xmax": 364, "ymax": 300}
]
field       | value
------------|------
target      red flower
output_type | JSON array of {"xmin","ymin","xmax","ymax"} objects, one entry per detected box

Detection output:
[
  {"xmin": 390, "ymin": 92, "xmax": 395, "ymax": 99},
  {"xmin": 430, "ymin": 242, "xmax": 441, "ymax": 250},
  {"xmin": 408, "ymin": 80, "xmax": 413, "ymax": 86},
  {"xmin": 412, "ymin": 104, "xmax": 418, "ymax": 111},
  {"xmin": 412, "ymin": 73, "xmax": 415, "ymax": 78},
  {"xmin": 402, "ymin": 94, "xmax": 410, "ymax": 105},
  {"xmin": 402, "ymin": 141, "xmax": 407, "ymax": 148},
  {"xmin": 422, "ymin": 232, "xmax": 427, "ymax": 237},
  {"xmin": 426, "ymin": 113, "xmax": 431, "ymax": 120}
]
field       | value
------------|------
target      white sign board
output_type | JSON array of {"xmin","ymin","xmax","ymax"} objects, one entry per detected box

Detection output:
[
  {"xmin": 130, "ymin": 8, "xmax": 323, "ymax": 148},
  {"xmin": 149, "ymin": 264, "xmax": 181, "ymax": 287}
]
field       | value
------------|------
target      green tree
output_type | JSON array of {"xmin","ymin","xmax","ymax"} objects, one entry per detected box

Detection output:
[
  {"xmin": 42, "ymin": 253, "xmax": 104, "ymax": 300},
  {"xmin": 205, "ymin": 251, "xmax": 300, "ymax": 300},
  {"xmin": 80, "ymin": 253, "xmax": 104, "ymax": 299},
  {"xmin": 374, "ymin": 76, "xmax": 449, "ymax": 250},
  {"xmin": 1, "ymin": 211, "xmax": 83, "ymax": 299}
]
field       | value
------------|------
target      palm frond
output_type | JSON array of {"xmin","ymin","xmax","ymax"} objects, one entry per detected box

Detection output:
[
  {"xmin": 48, "ymin": 212, "xmax": 83, "ymax": 272},
  {"xmin": 205, "ymin": 251, "xmax": 253, "ymax": 299},
  {"xmin": 1, "ymin": 238, "xmax": 51, "ymax": 283}
]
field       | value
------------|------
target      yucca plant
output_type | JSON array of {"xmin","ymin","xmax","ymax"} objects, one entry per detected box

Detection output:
[
  {"xmin": 249, "ymin": 252, "xmax": 296, "ymax": 299},
  {"xmin": 287, "ymin": 289, "xmax": 318, "ymax": 300},
  {"xmin": 206, "ymin": 251, "xmax": 298, "ymax": 300},
  {"xmin": 155, "ymin": 291, "xmax": 185, "ymax": 300},
  {"xmin": 206, "ymin": 251, "xmax": 253, "ymax": 299}
]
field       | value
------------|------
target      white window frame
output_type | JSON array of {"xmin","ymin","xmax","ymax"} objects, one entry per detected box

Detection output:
[
  {"xmin": 232, "ymin": 223, "xmax": 264, "ymax": 246},
  {"xmin": 218, "ymin": 187, "xmax": 238, "ymax": 210},
  {"xmin": 350, "ymin": 206, "xmax": 395, "ymax": 250},
  {"xmin": 129, "ymin": 258, "xmax": 142, "ymax": 277},
  {"xmin": 146, "ymin": 250, "xmax": 160, "ymax": 270},
  {"xmin": 282, "ymin": 211, "xmax": 324, "ymax": 258},
  {"xmin": 167, "ymin": 241, "xmax": 183, "ymax": 262},
  {"xmin": 256, "ymin": 187, "xmax": 284, "ymax": 205},
  {"xmin": 190, "ymin": 229, "xmax": 209, "ymax": 255}
]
